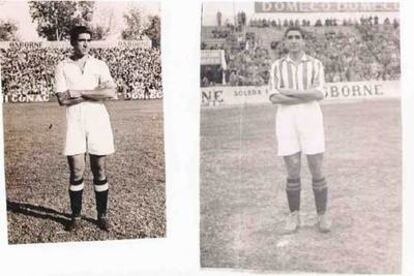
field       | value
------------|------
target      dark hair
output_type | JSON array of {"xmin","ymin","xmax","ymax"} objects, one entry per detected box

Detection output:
[
  {"xmin": 70, "ymin": 26, "xmax": 92, "ymax": 46},
  {"xmin": 284, "ymin": 26, "xmax": 305, "ymax": 39}
]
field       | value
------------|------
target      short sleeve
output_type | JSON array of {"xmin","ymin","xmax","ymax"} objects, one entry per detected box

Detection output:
[
  {"xmin": 54, "ymin": 62, "xmax": 68, "ymax": 94},
  {"xmin": 269, "ymin": 61, "xmax": 281, "ymax": 92},
  {"xmin": 99, "ymin": 61, "xmax": 116, "ymax": 88},
  {"xmin": 312, "ymin": 60, "xmax": 325, "ymax": 91}
]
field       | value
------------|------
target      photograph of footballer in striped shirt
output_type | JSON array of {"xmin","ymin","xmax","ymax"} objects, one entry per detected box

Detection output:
[
  {"xmin": 269, "ymin": 26, "xmax": 329, "ymax": 234},
  {"xmin": 200, "ymin": 1, "xmax": 401, "ymax": 273}
]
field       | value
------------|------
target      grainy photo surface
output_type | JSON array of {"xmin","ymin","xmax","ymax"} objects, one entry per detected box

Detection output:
[
  {"xmin": 1, "ymin": 0, "xmax": 164, "ymax": 244},
  {"xmin": 200, "ymin": 1, "xmax": 401, "ymax": 273}
]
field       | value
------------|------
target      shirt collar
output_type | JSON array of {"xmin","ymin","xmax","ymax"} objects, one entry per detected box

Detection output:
[
  {"xmin": 65, "ymin": 54, "xmax": 94, "ymax": 64},
  {"xmin": 284, "ymin": 52, "xmax": 311, "ymax": 63}
]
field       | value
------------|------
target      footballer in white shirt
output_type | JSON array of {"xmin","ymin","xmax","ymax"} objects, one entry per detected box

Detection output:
[{"xmin": 55, "ymin": 26, "xmax": 116, "ymax": 232}]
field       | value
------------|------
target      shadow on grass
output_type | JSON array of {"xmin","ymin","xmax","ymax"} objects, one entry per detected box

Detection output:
[{"xmin": 6, "ymin": 200, "xmax": 97, "ymax": 230}]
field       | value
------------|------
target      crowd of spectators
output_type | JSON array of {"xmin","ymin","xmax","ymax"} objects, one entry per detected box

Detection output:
[
  {"xmin": 93, "ymin": 47, "xmax": 162, "ymax": 99},
  {"xmin": 200, "ymin": 46, "xmax": 271, "ymax": 87},
  {"xmin": 304, "ymin": 24, "xmax": 400, "ymax": 82},
  {"xmin": 249, "ymin": 16, "xmax": 399, "ymax": 29},
  {"xmin": 0, "ymin": 46, "xmax": 162, "ymax": 99},
  {"xmin": 201, "ymin": 17, "xmax": 400, "ymax": 86},
  {"xmin": 211, "ymin": 29, "xmax": 230, "ymax": 39},
  {"xmin": 225, "ymin": 46, "xmax": 271, "ymax": 86}
]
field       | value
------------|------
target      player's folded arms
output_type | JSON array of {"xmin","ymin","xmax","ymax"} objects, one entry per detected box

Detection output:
[
  {"xmin": 56, "ymin": 91, "xmax": 84, "ymax": 106},
  {"xmin": 71, "ymin": 81, "xmax": 117, "ymax": 101},
  {"xmin": 269, "ymin": 88, "xmax": 323, "ymax": 105},
  {"xmin": 279, "ymin": 88, "xmax": 324, "ymax": 101}
]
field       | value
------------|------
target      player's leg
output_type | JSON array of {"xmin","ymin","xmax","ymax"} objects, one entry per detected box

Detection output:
[
  {"xmin": 298, "ymin": 103, "xmax": 329, "ymax": 232},
  {"xmin": 67, "ymin": 154, "xmax": 86, "ymax": 231},
  {"xmin": 90, "ymin": 154, "xmax": 110, "ymax": 230},
  {"xmin": 86, "ymin": 105, "xmax": 114, "ymax": 230},
  {"xmin": 307, "ymin": 153, "xmax": 327, "ymax": 214},
  {"xmin": 282, "ymin": 152, "xmax": 301, "ymax": 233},
  {"xmin": 283, "ymin": 152, "xmax": 302, "ymax": 212},
  {"xmin": 275, "ymin": 106, "xmax": 302, "ymax": 233},
  {"xmin": 307, "ymin": 153, "xmax": 330, "ymax": 232}
]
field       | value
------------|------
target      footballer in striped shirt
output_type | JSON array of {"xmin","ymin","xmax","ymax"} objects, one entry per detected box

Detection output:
[{"xmin": 269, "ymin": 26, "xmax": 331, "ymax": 234}]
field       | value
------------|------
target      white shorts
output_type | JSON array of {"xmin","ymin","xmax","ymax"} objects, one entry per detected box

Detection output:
[
  {"xmin": 275, "ymin": 101, "xmax": 325, "ymax": 156},
  {"xmin": 64, "ymin": 102, "xmax": 115, "ymax": 156}
]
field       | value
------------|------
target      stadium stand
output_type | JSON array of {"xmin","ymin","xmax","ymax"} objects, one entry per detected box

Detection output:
[
  {"xmin": 0, "ymin": 46, "xmax": 162, "ymax": 99},
  {"xmin": 201, "ymin": 16, "xmax": 400, "ymax": 86}
]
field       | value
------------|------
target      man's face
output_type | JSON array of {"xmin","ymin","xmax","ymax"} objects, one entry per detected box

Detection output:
[
  {"xmin": 73, "ymin": 32, "xmax": 91, "ymax": 56},
  {"xmin": 285, "ymin": 30, "xmax": 304, "ymax": 54}
]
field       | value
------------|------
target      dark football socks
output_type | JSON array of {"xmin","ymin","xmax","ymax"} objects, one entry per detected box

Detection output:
[
  {"xmin": 94, "ymin": 178, "xmax": 109, "ymax": 217},
  {"xmin": 69, "ymin": 178, "xmax": 84, "ymax": 217},
  {"xmin": 286, "ymin": 178, "xmax": 301, "ymax": 212},
  {"xmin": 312, "ymin": 177, "xmax": 328, "ymax": 215}
]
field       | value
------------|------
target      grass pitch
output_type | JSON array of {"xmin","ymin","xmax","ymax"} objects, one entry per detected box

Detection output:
[
  {"xmin": 4, "ymin": 100, "xmax": 165, "ymax": 244},
  {"xmin": 200, "ymin": 100, "xmax": 401, "ymax": 273}
]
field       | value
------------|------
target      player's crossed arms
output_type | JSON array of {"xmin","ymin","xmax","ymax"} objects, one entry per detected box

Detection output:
[
  {"xmin": 57, "ymin": 81, "xmax": 117, "ymax": 106},
  {"xmin": 269, "ymin": 88, "xmax": 324, "ymax": 105}
]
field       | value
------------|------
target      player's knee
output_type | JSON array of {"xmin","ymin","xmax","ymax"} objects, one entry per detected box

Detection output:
[
  {"xmin": 308, "ymin": 163, "xmax": 323, "ymax": 179},
  {"xmin": 286, "ymin": 164, "xmax": 300, "ymax": 179},
  {"xmin": 309, "ymin": 166, "xmax": 324, "ymax": 180},
  {"xmin": 285, "ymin": 157, "xmax": 301, "ymax": 178},
  {"xmin": 92, "ymin": 165, "xmax": 106, "ymax": 180},
  {"xmin": 287, "ymin": 170, "xmax": 300, "ymax": 179},
  {"xmin": 70, "ymin": 166, "xmax": 85, "ymax": 181},
  {"xmin": 307, "ymin": 155, "xmax": 323, "ymax": 179}
]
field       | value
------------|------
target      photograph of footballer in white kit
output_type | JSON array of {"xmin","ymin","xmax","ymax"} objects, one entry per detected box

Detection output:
[
  {"xmin": 1, "ymin": 0, "xmax": 164, "ymax": 244},
  {"xmin": 200, "ymin": 1, "xmax": 401, "ymax": 273}
]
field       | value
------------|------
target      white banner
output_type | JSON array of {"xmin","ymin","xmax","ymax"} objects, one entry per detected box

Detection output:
[
  {"xmin": 201, "ymin": 81, "xmax": 400, "ymax": 107},
  {"xmin": 255, "ymin": 2, "xmax": 399, "ymax": 13},
  {"xmin": 325, "ymin": 80, "xmax": 399, "ymax": 101},
  {"xmin": 0, "ymin": 39, "xmax": 152, "ymax": 49},
  {"xmin": 3, "ymin": 94, "xmax": 50, "ymax": 103}
]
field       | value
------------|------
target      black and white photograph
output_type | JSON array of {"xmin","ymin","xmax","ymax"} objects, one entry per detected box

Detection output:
[
  {"xmin": 0, "ymin": 0, "xmax": 164, "ymax": 244},
  {"xmin": 200, "ymin": 1, "xmax": 401, "ymax": 273}
]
